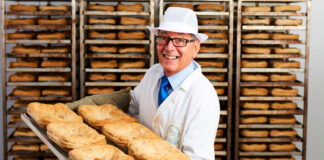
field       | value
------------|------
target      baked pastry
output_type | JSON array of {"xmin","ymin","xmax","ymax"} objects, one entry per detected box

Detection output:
[
  {"xmin": 216, "ymin": 129, "xmax": 224, "ymax": 137},
  {"xmin": 12, "ymin": 45, "xmax": 41, "ymax": 54},
  {"xmin": 12, "ymin": 101, "xmax": 29, "ymax": 108},
  {"xmin": 47, "ymin": 122, "xmax": 106, "ymax": 151},
  {"xmin": 129, "ymin": 137, "xmax": 190, "ymax": 160},
  {"xmin": 7, "ymin": 32, "xmax": 35, "ymax": 39},
  {"xmin": 241, "ymin": 74, "xmax": 269, "ymax": 82},
  {"xmin": 118, "ymin": 47, "xmax": 147, "ymax": 54},
  {"xmin": 6, "ymin": 18, "xmax": 35, "ymax": 25},
  {"xmin": 271, "ymin": 88, "xmax": 298, "ymax": 97},
  {"xmin": 215, "ymin": 88, "xmax": 225, "ymax": 96},
  {"xmin": 88, "ymin": 31, "xmax": 116, "ymax": 39},
  {"xmin": 241, "ymin": 88, "xmax": 268, "ymax": 96},
  {"xmin": 197, "ymin": 60, "xmax": 224, "ymax": 68},
  {"xmin": 242, "ymin": 33, "xmax": 270, "ymax": 40},
  {"xmin": 9, "ymin": 4, "xmax": 37, "ymax": 11},
  {"xmin": 214, "ymin": 144, "xmax": 224, "ymax": 150},
  {"xmin": 269, "ymin": 143, "xmax": 296, "ymax": 151},
  {"xmin": 242, "ymin": 102, "xmax": 270, "ymax": 110},
  {"xmin": 10, "ymin": 61, "xmax": 39, "ymax": 68},
  {"xmin": 88, "ymin": 18, "xmax": 116, "ymax": 25},
  {"xmin": 241, "ymin": 60, "xmax": 268, "ymax": 68},
  {"xmin": 243, "ymin": 47, "xmax": 271, "ymax": 54},
  {"xmin": 89, "ymin": 46, "xmax": 117, "ymax": 53},
  {"xmin": 269, "ymin": 116, "xmax": 296, "ymax": 124},
  {"xmin": 203, "ymin": 32, "xmax": 227, "ymax": 39},
  {"xmin": 270, "ymin": 61, "xmax": 300, "ymax": 68},
  {"xmin": 272, "ymin": 33, "xmax": 299, "ymax": 40},
  {"xmin": 120, "ymin": 74, "xmax": 144, "ymax": 81},
  {"xmin": 88, "ymin": 73, "xmax": 116, "ymax": 81},
  {"xmin": 27, "ymin": 102, "xmax": 82, "ymax": 129},
  {"xmin": 118, "ymin": 60, "xmax": 146, "ymax": 69},
  {"xmin": 38, "ymin": 73, "xmax": 70, "ymax": 82},
  {"xmin": 11, "ymin": 144, "xmax": 39, "ymax": 151},
  {"xmin": 102, "ymin": 120, "xmax": 160, "ymax": 147},
  {"xmin": 198, "ymin": 19, "xmax": 226, "ymax": 25},
  {"xmin": 13, "ymin": 130, "xmax": 37, "ymax": 137},
  {"xmin": 39, "ymin": 5, "xmax": 70, "ymax": 11},
  {"xmin": 273, "ymin": 5, "xmax": 301, "ymax": 12},
  {"xmin": 205, "ymin": 74, "xmax": 225, "ymax": 81},
  {"xmin": 37, "ymin": 32, "xmax": 67, "ymax": 40},
  {"xmin": 270, "ymin": 74, "xmax": 296, "ymax": 82},
  {"xmin": 118, "ymin": 31, "xmax": 145, "ymax": 40},
  {"xmin": 196, "ymin": 4, "xmax": 224, "ymax": 11},
  {"xmin": 240, "ymin": 143, "xmax": 267, "ymax": 151},
  {"xmin": 274, "ymin": 19, "xmax": 303, "ymax": 26},
  {"xmin": 38, "ymin": 18, "xmax": 68, "ymax": 25},
  {"xmin": 269, "ymin": 158, "xmax": 296, "ymax": 160},
  {"xmin": 10, "ymin": 115, "xmax": 23, "ymax": 122},
  {"xmin": 9, "ymin": 72, "xmax": 36, "ymax": 82},
  {"xmin": 273, "ymin": 47, "xmax": 300, "ymax": 54},
  {"xmin": 242, "ymin": 18, "xmax": 271, "ymax": 25},
  {"xmin": 240, "ymin": 129, "xmax": 269, "ymax": 137},
  {"xmin": 243, "ymin": 6, "xmax": 271, "ymax": 12},
  {"xmin": 90, "ymin": 59, "xmax": 118, "ymax": 68},
  {"xmin": 240, "ymin": 158, "xmax": 266, "ymax": 160},
  {"xmin": 41, "ymin": 47, "xmax": 69, "ymax": 53},
  {"xmin": 120, "ymin": 17, "xmax": 147, "ymax": 25},
  {"xmin": 41, "ymin": 59, "xmax": 70, "ymax": 67},
  {"xmin": 87, "ymin": 4, "xmax": 115, "ymax": 12},
  {"xmin": 68, "ymin": 144, "xmax": 134, "ymax": 160},
  {"xmin": 42, "ymin": 88, "xmax": 71, "ymax": 96},
  {"xmin": 117, "ymin": 3, "xmax": 144, "ymax": 12},
  {"xmin": 271, "ymin": 102, "xmax": 297, "ymax": 110},
  {"xmin": 12, "ymin": 87, "xmax": 41, "ymax": 97},
  {"xmin": 77, "ymin": 104, "xmax": 137, "ymax": 129},
  {"xmin": 199, "ymin": 46, "xmax": 225, "ymax": 53},
  {"xmin": 88, "ymin": 87, "xmax": 115, "ymax": 95},
  {"xmin": 240, "ymin": 116, "xmax": 268, "ymax": 124},
  {"xmin": 40, "ymin": 144, "xmax": 50, "ymax": 151},
  {"xmin": 167, "ymin": 3, "xmax": 194, "ymax": 10},
  {"xmin": 270, "ymin": 129, "xmax": 297, "ymax": 137}
]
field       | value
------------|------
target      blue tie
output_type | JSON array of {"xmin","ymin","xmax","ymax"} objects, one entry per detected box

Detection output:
[{"xmin": 158, "ymin": 76, "xmax": 169, "ymax": 106}]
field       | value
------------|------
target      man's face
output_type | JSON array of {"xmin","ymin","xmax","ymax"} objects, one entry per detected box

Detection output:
[{"xmin": 157, "ymin": 30, "xmax": 200, "ymax": 77}]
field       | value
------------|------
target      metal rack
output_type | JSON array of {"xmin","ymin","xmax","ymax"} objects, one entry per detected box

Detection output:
[
  {"xmin": 235, "ymin": 0, "xmax": 310, "ymax": 160},
  {"xmin": 159, "ymin": 0, "xmax": 234, "ymax": 159},
  {"xmin": 79, "ymin": 0, "xmax": 155, "ymax": 98},
  {"xmin": 1, "ymin": 0, "xmax": 76, "ymax": 159}
]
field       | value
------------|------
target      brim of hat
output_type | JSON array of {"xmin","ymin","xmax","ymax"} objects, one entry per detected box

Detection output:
[{"xmin": 147, "ymin": 26, "xmax": 208, "ymax": 43}]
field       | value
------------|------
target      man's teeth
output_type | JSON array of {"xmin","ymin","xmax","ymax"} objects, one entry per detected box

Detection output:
[{"xmin": 164, "ymin": 55, "xmax": 177, "ymax": 60}]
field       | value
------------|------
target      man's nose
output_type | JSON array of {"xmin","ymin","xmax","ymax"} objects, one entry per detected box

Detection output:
[{"xmin": 165, "ymin": 39, "xmax": 176, "ymax": 50}]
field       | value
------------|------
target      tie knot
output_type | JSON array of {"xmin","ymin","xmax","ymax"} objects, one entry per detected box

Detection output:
[{"xmin": 161, "ymin": 76, "xmax": 169, "ymax": 88}]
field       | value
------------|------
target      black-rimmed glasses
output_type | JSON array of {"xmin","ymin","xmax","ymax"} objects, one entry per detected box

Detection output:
[{"xmin": 156, "ymin": 36, "xmax": 196, "ymax": 47}]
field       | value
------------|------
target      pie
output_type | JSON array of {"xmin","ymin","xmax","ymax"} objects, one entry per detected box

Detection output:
[
  {"xmin": 269, "ymin": 116, "xmax": 296, "ymax": 124},
  {"xmin": 240, "ymin": 143, "xmax": 267, "ymax": 151},
  {"xmin": 89, "ymin": 46, "xmax": 117, "ymax": 53},
  {"xmin": 271, "ymin": 102, "xmax": 297, "ymax": 110},
  {"xmin": 273, "ymin": 5, "xmax": 301, "ymax": 12},
  {"xmin": 88, "ymin": 73, "xmax": 117, "ymax": 81},
  {"xmin": 117, "ymin": 3, "xmax": 144, "ymax": 12},
  {"xmin": 41, "ymin": 59, "xmax": 70, "ymax": 67},
  {"xmin": 38, "ymin": 73, "xmax": 70, "ymax": 82},
  {"xmin": 242, "ymin": 33, "xmax": 270, "ymax": 40},
  {"xmin": 42, "ymin": 88, "xmax": 71, "ymax": 96},
  {"xmin": 272, "ymin": 33, "xmax": 299, "ymax": 40},
  {"xmin": 12, "ymin": 87, "xmax": 41, "ymax": 97},
  {"xmin": 118, "ymin": 31, "xmax": 145, "ymax": 40},
  {"xmin": 39, "ymin": 5, "xmax": 70, "ymax": 11},
  {"xmin": 243, "ymin": 6, "xmax": 271, "ymax": 12},
  {"xmin": 118, "ymin": 60, "xmax": 146, "ymax": 69},
  {"xmin": 90, "ymin": 59, "xmax": 118, "ymax": 68},
  {"xmin": 38, "ymin": 18, "xmax": 68, "ymax": 25},
  {"xmin": 242, "ymin": 102, "xmax": 270, "ymax": 110},
  {"xmin": 241, "ymin": 88, "xmax": 268, "ymax": 96},
  {"xmin": 242, "ymin": 18, "xmax": 271, "ymax": 25},
  {"xmin": 9, "ymin": 72, "xmax": 37, "ymax": 82},
  {"xmin": 241, "ymin": 60, "xmax": 268, "ymax": 68},
  {"xmin": 87, "ymin": 87, "xmax": 115, "ymax": 95},
  {"xmin": 197, "ymin": 60, "xmax": 224, "ymax": 68},
  {"xmin": 120, "ymin": 74, "xmax": 144, "ymax": 81},
  {"xmin": 240, "ymin": 116, "xmax": 268, "ymax": 124},
  {"xmin": 6, "ymin": 18, "xmax": 36, "ymax": 25},
  {"xmin": 88, "ymin": 18, "xmax": 116, "ymax": 25},
  {"xmin": 88, "ymin": 31, "xmax": 116, "ymax": 39},
  {"xmin": 243, "ymin": 47, "xmax": 271, "ymax": 54},
  {"xmin": 270, "ymin": 129, "xmax": 297, "ymax": 137},
  {"xmin": 7, "ymin": 32, "xmax": 35, "ymax": 39},
  {"xmin": 196, "ymin": 4, "xmax": 224, "ymax": 11},
  {"xmin": 241, "ymin": 74, "xmax": 269, "ymax": 82},
  {"xmin": 9, "ymin": 4, "xmax": 37, "ymax": 11},
  {"xmin": 270, "ymin": 74, "xmax": 296, "ymax": 82},
  {"xmin": 240, "ymin": 129, "xmax": 269, "ymax": 137},
  {"xmin": 274, "ymin": 19, "xmax": 303, "ymax": 26},
  {"xmin": 120, "ymin": 17, "xmax": 147, "ymax": 25},
  {"xmin": 271, "ymin": 88, "xmax": 298, "ymax": 97},
  {"xmin": 269, "ymin": 143, "xmax": 296, "ymax": 151},
  {"xmin": 87, "ymin": 4, "xmax": 115, "ymax": 12}
]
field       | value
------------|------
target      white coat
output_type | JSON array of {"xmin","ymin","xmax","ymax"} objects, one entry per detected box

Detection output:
[{"xmin": 129, "ymin": 63, "xmax": 220, "ymax": 160}]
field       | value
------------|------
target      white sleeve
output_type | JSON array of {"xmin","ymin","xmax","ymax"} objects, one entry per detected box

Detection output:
[{"xmin": 128, "ymin": 89, "xmax": 139, "ymax": 118}]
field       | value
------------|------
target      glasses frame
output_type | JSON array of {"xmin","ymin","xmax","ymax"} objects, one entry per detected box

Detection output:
[{"xmin": 156, "ymin": 36, "xmax": 196, "ymax": 47}]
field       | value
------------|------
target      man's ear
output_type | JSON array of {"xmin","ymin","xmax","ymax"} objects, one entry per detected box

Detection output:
[{"xmin": 192, "ymin": 40, "xmax": 201, "ymax": 59}]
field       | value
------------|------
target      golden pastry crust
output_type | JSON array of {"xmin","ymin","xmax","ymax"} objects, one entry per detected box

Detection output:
[
  {"xmin": 273, "ymin": 5, "xmax": 301, "ymax": 12},
  {"xmin": 13, "ymin": 130, "xmax": 37, "ymax": 137},
  {"xmin": 271, "ymin": 102, "xmax": 297, "ymax": 110},
  {"xmin": 241, "ymin": 60, "xmax": 268, "ymax": 68},
  {"xmin": 269, "ymin": 143, "xmax": 296, "ymax": 151},
  {"xmin": 270, "ymin": 61, "xmax": 300, "ymax": 68},
  {"xmin": 240, "ymin": 158, "xmax": 266, "ymax": 160},
  {"xmin": 47, "ymin": 122, "xmax": 106, "ymax": 151},
  {"xmin": 118, "ymin": 60, "xmax": 146, "ymax": 69},
  {"xmin": 240, "ymin": 129, "xmax": 269, "ymax": 137},
  {"xmin": 269, "ymin": 158, "xmax": 296, "ymax": 160},
  {"xmin": 38, "ymin": 73, "xmax": 70, "ymax": 82},
  {"xmin": 78, "ymin": 104, "xmax": 137, "ymax": 129},
  {"xmin": 90, "ymin": 59, "xmax": 118, "ymax": 68},
  {"xmin": 39, "ymin": 144, "xmax": 49, "ymax": 151},
  {"xmin": 216, "ymin": 129, "xmax": 224, "ymax": 137},
  {"xmin": 118, "ymin": 31, "xmax": 145, "ymax": 40},
  {"xmin": 199, "ymin": 46, "xmax": 225, "ymax": 53},
  {"xmin": 9, "ymin": 4, "xmax": 37, "ymax": 11},
  {"xmin": 270, "ymin": 129, "xmax": 297, "ymax": 137},
  {"xmin": 274, "ymin": 19, "xmax": 303, "ymax": 26},
  {"xmin": 243, "ymin": 47, "xmax": 271, "ymax": 54},
  {"xmin": 39, "ymin": 5, "xmax": 70, "ymax": 11},
  {"xmin": 241, "ymin": 74, "xmax": 269, "ymax": 82},
  {"xmin": 117, "ymin": 3, "xmax": 144, "ymax": 12},
  {"xmin": 89, "ymin": 46, "xmax": 117, "ymax": 53},
  {"xmin": 9, "ymin": 72, "xmax": 36, "ymax": 82},
  {"xmin": 118, "ymin": 47, "xmax": 147, "ymax": 54},
  {"xmin": 242, "ymin": 18, "xmax": 271, "ymax": 25},
  {"xmin": 10, "ymin": 115, "xmax": 23, "ymax": 123},
  {"xmin": 37, "ymin": 32, "xmax": 67, "ymax": 40},
  {"xmin": 88, "ymin": 73, "xmax": 116, "ymax": 81},
  {"xmin": 12, "ymin": 87, "xmax": 41, "ymax": 97},
  {"xmin": 68, "ymin": 145, "xmax": 134, "ymax": 160},
  {"xmin": 196, "ymin": 4, "xmax": 224, "ymax": 11},
  {"xmin": 41, "ymin": 47, "xmax": 69, "ymax": 53},
  {"xmin": 120, "ymin": 17, "xmax": 147, "ymax": 25},
  {"xmin": 41, "ymin": 59, "xmax": 70, "ymax": 68},
  {"xmin": 87, "ymin": 87, "xmax": 115, "ymax": 95},
  {"xmin": 240, "ymin": 143, "xmax": 267, "ymax": 151},
  {"xmin": 38, "ymin": 18, "xmax": 68, "ymax": 25},
  {"xmin": 241, "ymin": 88, "xmax": 268, "ymax": 96},
  {"xmin": 198, "ymin": 19, "xmax": 226, "ymax": 25},
  {"xmin": 13, "ymin": 101, "xmax": 29, "ymax": 108},
  {"xmin": 269, "ymin": 116, "xmax": 296, "ymax": 124},
  {"xmin": 42, "ymin": 88, "xmax": 71, "ymax": 96},
  {"xmin": 88, "ymin": 18, "xmax": 116, "ymax": 25},
  {"xmin": 12, "ymin": 46, "xmax": 41, "ymax": 54},
  {"xmin": 270, "ymin": 74, "xmax": 296, "ymax": 82},
  {"xmin": 11, "ymin": 144, "xmax": 39, "ymax": 151},
  {"xmin": 7, "ymin": 32, "xmax": 35, "ymax": 39},
  {"xmin": 204, "ymin": 32, "xmax": 227, "ymax": 39},
  {"xmin": 10, "ymin": 61, "xmax": 39, "ymax": 68},
  {"xmin": 242, "ymin": 33, "xmax": 270, "ymax": 40},
  {"xmin": 167, "ymin": 3, "xmax": 194, "ymax": 10},
  {"xmin": 273, "ymin": 48, "xmax": 300, "ymax": 54},
  {"xmin": 205, "ymin": 74, "xmax": 225, "ymax": 81},
  {"xmin": 27, "ymin": 102, "xmax": 82, "ymax": 129},
  {"xmin": 215, "ymin": 88, "xmax": 225, "ymax": 96},
  {"xmin": 128, "ymin": 137, "xmax": 190, "ymax": 160},
  {"xmin": 243, "ymin": 6, "xmax": 271, "ymax": 12},
  {"xmin": 88, "ymin": 31, "xmax": 116, "ymax": 39},
  {"xmin": 214, "ymin": 144, "xmax": 224, "ymax": 150},
  {"xmin": 272, "ymin": 33, "xmax": 299, "ymax": 40},
  {"xmin": 240, "ymin": 116, "xmax": 268, "ymax": 124},
  {"xmin": 197, "ymin": 60, "xmax": 224, "ymax": 68},
  {"xmin": 87, "ymin": 4, "xmax": 115, "ymax": 12},
  {"xmin": 272, "ymin": 86, "xmax": 298, "ymax": 96},
  {"xmin": 242, "ymin": 102, "xmax": 270, "ymax": 110},
  {"xmin": 120, "ymin": 74, "xmax": 144, "ymax": 81},
  {"xmin": 6, "ymin": 18, "xmax": 36, "ymax": 25}
]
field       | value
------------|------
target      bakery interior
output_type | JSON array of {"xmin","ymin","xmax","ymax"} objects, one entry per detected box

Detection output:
[{"xmin": 0, "ymin": 0, "xmax": 323, "ymax": 160}]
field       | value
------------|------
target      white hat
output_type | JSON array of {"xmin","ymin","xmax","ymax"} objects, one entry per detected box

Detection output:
[{"xmin": 147, "ymin": 7, "xmax": 208, "ymax": 43}]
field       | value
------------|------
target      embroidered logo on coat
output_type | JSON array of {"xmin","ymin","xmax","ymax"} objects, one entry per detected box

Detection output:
[{"xmin": 166, "ymin": 123, "xmax": 181, "ymax": 146}]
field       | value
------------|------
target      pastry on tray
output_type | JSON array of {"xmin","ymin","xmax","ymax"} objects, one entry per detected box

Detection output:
[
  {"xmin": 274, "ymin": 19, "xmax": 303, "ymax": 26},
  {"xmin": 269, "ymin": 116, "xmax": 296, "ymax": 124},
  {"xmin": 27, "ymin": 102, "xmax": 82, "ymax": 129},
  {"xmin": 90, "ymin": 59, "xmax": 118, "ymax": 68},
  {"xmin": 87, "ymin": 4, "xmax": 115, "ymax": 12},
  {"xmin": 273, "ymin": 47, "xmax": 301, "ymax": 54},
  {"xmin": 120, "ymin": 74, "xmax": 144, "ymax": 81},
  {"xmin": 38, "ymin": 18, "xmax": 68, "ymax": 25},
  {"xmin": 240, "ymin": 158, "xmax": 266, "ymax": 160},
  {"xmin": 6, "ymin": 18, "xmax": 36, "ymax": 25},
  {"xmin": 42, "ymin": 88, "xmax": 71, "ymax": 96},
  {"xmin": 118, "ymin": 47, "xmax": 147, "ymax": 54},
  {"xmin": 241, "ymin": 74, "xmax": 269, "ymax": 82},
  {"xmin": 240, "ymin": 143, "xmax": 267, "ymax": 151},
  {"xmin": 11, "ymin": 144, "xmax": 39, "ymax": 151},
  {"xmin": 88, "ymin": 73, "xmax": 117, "ymax": 81},
  {"xmin": 7, "ymin": 32, "xmax": 35, "ymax": 39},
  {"xmin": 205, "ymin": 74, "xmax": 225, "ymax": 81},
  {"xmin": 196, "ymin": 4, "xmax": 224, "ymax": 11},
  {"xmin": 9, "ymin": 72, "xmax": 36, "ymax": 82},
  {"xmin": 199, "ymin": 46, "xmax": 225, "ymax": 53},
  {"xmin": 269, "ymin": 157, "xmax": 296, "ymax": 160},
  {"xmin": 10, "ymin": 115, "xmax": 23, "ymax": 123},
  {"xmin": 117, "ymin": 3, "xmax": 144, "ymax": 12},
  {"xmin": 13, "ymin": 129, "xmax": 37, "ymax": 137},
  {"xmin": 216, "ymin": 129, "xmax": 224, "ymax": 137},
  {"xmin": 118, "ymin": 60, "xmax": 146, "ymax": 69},
  {"xmin": 88, "ymin": 87, "xmax": 115, "ymax": 95},
  {"xmin": 41, "ymin": 59, "xmax": 70, "ymax": 68},
  {"xmin": 12, "ymin": 101, "xmax": 30, "ymax": 108},
  {"xmin": 41, "ymin": 47, "xmax": 70, "ymax": 53},
  {"xmin": 10, "ymin": 61, "xmax": 39, "ymax": 68},
  {"xmin": 88, "ymin": 18, "xmax": 116, "ymax": 25},
  {"xmin": 203, "ymin": 32, "xmax": 227, "ymax": 39},
  {"xmin": 215, "ymin": 88, "xmax": 225, "ymax": 96},
  {"xmin": 9, "ymin": 4, "xmax": 37, "ymax": 11},
  {"xmin": 241, "ymin": 60, "xmax": 268, "ymax": 68},
  {"xmin": 243, "ymin": 47, "xmax": 271, "ymax": 54},
  {"xmin": 39, "ymin": 5, "xmax": 70, "ymax": 11},
  {"xmin": 240, "ymin": 116, "xmax": 268, "ymax": 124},
  {"xmin": 270, "ymin": 129, "xmax": 297, "ymax": 137},
  {"xmin": 271, "ymin": 102, "xmax": 297, "ymax": 110},
  {"xmin": 198, "ymin": 19, "xmax": 226, "ymax": 25},
  {"xmin": 37, "ymin": 32, "xmax": 67, "ymax": 40},
  {"xmin": 243, "ymin": 6, "xmax": 271, "ymax": 12},
  {"xmin": 242, "ymin": 33, "xmax": 270, "ymax": 40},
  {"xmin": 89, "ymin": 46, "xmax": 117, "ymax": 53},
  {"xmin": 241, "ymin": 87, "xmax": 268, "ymax": 96},
  {"xmin": 270, "ymin": 74, "xmax": 296, "ymax": 82},
  {"xmin": 166, "ymin": 3, "xmax": 194, "ymax": 10},
  {"xmin": 214, "ymin": 144, "xmax": 224, "ymax": 150},
  {"xmin": 273, "ymin": 5, "xmax": 301, "ymax": 12},
  {"xmin": 197, "ymin": 60, "xmax": 224, "ymax": 68},
  {"xmin": 118, "ymin": 31, "xmax": 145, "ymax": 40},
  {"xmin": 269, "ymin": 143, "xmax": 296, "ymax": 151},
  {"xmin": 40, "ymin": 144, "xmax": 50, "ymax": 151},
  {"xmin": 120, "ymin": 17, "xmax": 147, "ymax": 25},
  {"xmin": 242, "ymin": 102, "xmax": 270, "ymax": 110},
  {"xmin": 88, "ymin": 31, "xmax": 116, "ymax": 39},
  {"xmin": 240, "ymin": 129, "xmax": 269, "ymax": 137},
  {"xmin": 38, "ymin": 73, "xmax": 70, "ymax": 82},
  {"xmin": 242, "ymin": 18, "xmax": 271, "ymax": 25},
  {"xmin": 271, "ymin": 88, "xmax": 298, "ymax": 97},
  {"xmin": 12, "ymin": 45, "xmax": 41, "ymax": 54},
  {"xmin": 272, "ymin": 33, "xmax": 299, "ymax": 40},
  {"xmin": 270, "ymin": 61, "xmax": 300, "ymax": 68}
]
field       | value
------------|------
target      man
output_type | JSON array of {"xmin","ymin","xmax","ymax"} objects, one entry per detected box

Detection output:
[{"xmin": 68, "ymin": 7, "xmax": 220, "ymax": 160}]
